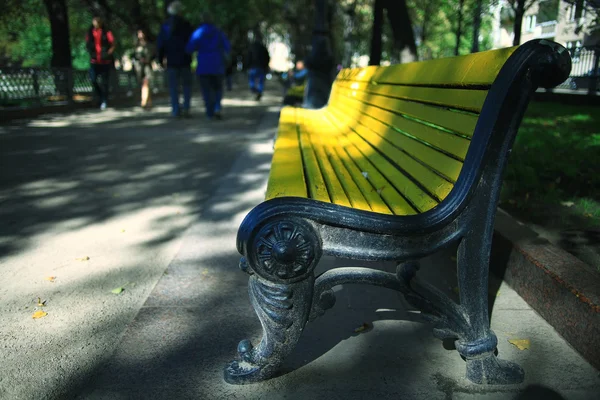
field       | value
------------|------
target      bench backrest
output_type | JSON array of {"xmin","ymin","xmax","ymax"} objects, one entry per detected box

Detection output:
[{"xmin": 319, "ymin": 42, "xmax": 567, "ymax": 216}]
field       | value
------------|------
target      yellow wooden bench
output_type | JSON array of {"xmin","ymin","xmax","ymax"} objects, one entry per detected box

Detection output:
[{"xmin": 225, "ymin": 40, "xmax": 571, "ymax": 385}]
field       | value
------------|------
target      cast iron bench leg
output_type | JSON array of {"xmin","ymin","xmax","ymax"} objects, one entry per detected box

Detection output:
[
  {"xmin": 454, "ymin": 233, "xmax": 525, "ymax": 384},
  {"xmin": 224, "ymin": 218, "xmax": 321, "ymax": 384}
]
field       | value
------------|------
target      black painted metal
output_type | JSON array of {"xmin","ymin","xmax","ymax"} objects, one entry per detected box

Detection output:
[{"xmin": 224, "ymin": 40, "xmax": 571, "ymax": 385}]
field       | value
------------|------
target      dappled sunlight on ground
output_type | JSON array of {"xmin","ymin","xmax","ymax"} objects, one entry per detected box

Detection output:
[{"xmin": 0, "ymin": 88, "xmax": 282, "ymax": 399}]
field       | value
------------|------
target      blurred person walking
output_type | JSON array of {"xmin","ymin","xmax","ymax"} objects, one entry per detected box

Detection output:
[
  {"xmin": 133, "ymin": 29, "xmax": 155, "ymax": 110},
  {"xmin": 86, "ymin": 16, "xmax": 115, "ymax": 110},
  {"xmin": 186, "ymin": 13, "xmax": 231, "ymax": 120},
  {"xmin": 247, "ymin": 33, "xmax": 270, "ymax": 101},
  {"xmin": 157, "ymin": 1, "xmax": 194, "ymax": 118}
]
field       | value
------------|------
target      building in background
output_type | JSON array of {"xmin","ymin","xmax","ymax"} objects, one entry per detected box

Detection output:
[
  {"xmin": 492, "ymin": 0, "xmax": 599, "ymax": 48},
  {"xmin": 492, "ymin": 0, "xmax": 599, "ymax": 92}
]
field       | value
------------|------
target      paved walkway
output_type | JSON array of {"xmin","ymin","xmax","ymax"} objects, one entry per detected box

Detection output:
[{"xmin": 1, "ymin": 88, "xmax": 599, "ymax": 400}]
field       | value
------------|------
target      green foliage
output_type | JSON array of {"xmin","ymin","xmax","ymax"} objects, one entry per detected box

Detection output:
[
  {"xmin": 407, "ymin": 0, "xmax": 496, "ymax": 60},
  {"xmin": 0, "ymin": 0, "xmax": 522, "ymax": 69},
  {"xmin": 7, "ymin": 15, "xmax": 53, "ymax": 67},
  {"xmin": 501, "ymin": 101, "xmax": 600, "ymax": 228}
]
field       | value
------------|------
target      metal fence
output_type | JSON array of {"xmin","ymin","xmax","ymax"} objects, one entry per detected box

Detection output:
[
  {"xmin": 555, "ymin": 46, "xmax": 600, "ymax": 94},
  {"xmin": 0, "ymin": 67, "xmax": 168, "ymax": 108}
]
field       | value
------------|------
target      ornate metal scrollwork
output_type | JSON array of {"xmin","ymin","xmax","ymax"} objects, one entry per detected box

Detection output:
[
  {"xmin": 225, "ymin": 217, "xmax": 321, "ymax": 384},
  {"xmin": 247, "ymin": 218, "xmax": 321, "ymax": 283}
]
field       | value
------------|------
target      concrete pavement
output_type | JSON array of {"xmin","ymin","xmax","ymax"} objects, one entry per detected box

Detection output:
[
  {"xmin": 0, "ymin": 88, "xmax": 281, "ymax": 400},
  {"xmin": 1, "ymin": 88, "xmax": 599, "ymax": 399}
]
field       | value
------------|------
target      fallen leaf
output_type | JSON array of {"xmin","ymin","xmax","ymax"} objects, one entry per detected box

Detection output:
[
  {"xmin": 354, "ymin": 322, "xmax": 371, "ymax": 333},
  {"xmin": 508, "ymin": 199, "xmax": 517, "ymax": 205},
  {"xmin": 525, "ymin": 193, "xmax": 530, "ymax": 201},
  {"xmin": 584, "ymin": 213, "xmax": 593, "ymax": 218},
  {"xmin": 113, "ymin": 193, "xmax": 120, "ymax": 197},
  {"xmin": 111, "ymin": 287, "xmax": 124, "ymax": 294},
  {"xmin": 176, "ymin": 211, "xmax": 181, "ymax": 215},
  {"xmin": 120, "ymin": 229, "xmax": 126, "ymax": 233},
  {"xmin": 32, "ymin": 311, "xmax": 48, "ymax": 319},
  {"xmin": 37, "ymin": 297, "xmax": 46, "ymax": 307},
  {"xmin": 76, "ymin": 256, "xmax": 90, "ymax": 261},
  {"xmin": 496, "ymin": 290, "xmax": 501, "ymax": 297},
  {"xmin": 452, "ymin": 286, "xmax": 460, "ymax": 295},
  {"xmin": 202, "ymin": 269, "xmax": 209, "ymax": 276},
  {"xmin": 561, "ymin": 201, "xmax": 575, "ymax": 207},
  {"xmin": 45, "ymin": 276, "xmax": 56, "ymax": 282},
  {"xmin": 508, "ymin": 339, "xmax": 530, "ymax": 351}
]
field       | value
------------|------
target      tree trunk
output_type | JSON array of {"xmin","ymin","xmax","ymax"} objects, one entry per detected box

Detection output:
[
  {"xmin": 513, "ymin": 0, "xmax": 525, "ymax": 46},
  {"xmin": 43, "ymin": 0, "xmax": 73, "ymax": 102},
  {"xmin": 471, "ymin": 0, "xmax": 483, "ymax": 53},
  {"xmin": 304, "ymin": 0, "xmax": 335, "ymax": 109},
  {"xmin": 454, "ymin": 0, "xmax": 465, "ymax": 56},
  {"xmin": 384, "ymin": 0, "xmax": 417, "ymax": 60},
  {"xmin": 343, "ymin": 3, "xmax": 357, "ymax": 67},
  {"xmin": 130, "ymin": 0, "xmax": 154, "ymax": 40},
  {"xmin": 43, "ymin": 0, "xmax": 72, "ymax": 68},
  {"xmin": 369, "ymin": 0, "xmax": 384, "ymax": 66}
]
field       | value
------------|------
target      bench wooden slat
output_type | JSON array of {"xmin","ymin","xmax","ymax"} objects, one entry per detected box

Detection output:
[
  {"xmin": 332, "ymin": 129, "xmax": 418, "ymax": 215},
  {"xmin": 297, "ymin": 110, "xmax": 332, "ymax": 203},
  {"xmin": 332, "ymin": 80, "xmax": 488, "ymax": 112},
  {"xmin": 332, "ymin": 82, "xmax": 479, "ymax": 137},
  {"xmin": 329, "ymin": 88, "xmax": 471, "ymax": 160},
  {"xmin": 327, "ymin": 106, "xmax": 449, "ymax": 210},
  {"xmin": 310, "ymin": 114, "xmax": 383, "ymax": 213},
  {"xmin": 338, "ymin": 46, "xmax": 517, "ymax": 87},
  {"xmin": 327, "ymin": 100, "xmax": 464, "ymax": 188},
  {"xmin": 325, "ymin": 108, "xmax": 441, "ymax": 213},
  {"xmin": 265, "ymin": 107, "xmax": 308, "ymax": 200},
  {"xmin": 302, "ymin": 113, "xmax": 353, "ymax": 208},
  {"xmin": 331, "ymin": 145, "xmax": 394, "ymax": 215}
]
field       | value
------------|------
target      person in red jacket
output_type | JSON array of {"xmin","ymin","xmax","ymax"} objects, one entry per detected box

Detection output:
[{"xmin": 85, "ymin": 16, "xmax": 115, "ymax": 110}]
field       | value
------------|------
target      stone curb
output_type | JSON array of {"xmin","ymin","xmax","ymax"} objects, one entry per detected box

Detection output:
[{"xmin": 491, "ymin": 208, "xmax": 600, "ymax": 370}]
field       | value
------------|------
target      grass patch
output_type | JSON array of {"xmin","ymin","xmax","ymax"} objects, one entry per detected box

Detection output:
[{"xmin": 501, "ymin": 101, "xmax": 600, "ymax": 230}]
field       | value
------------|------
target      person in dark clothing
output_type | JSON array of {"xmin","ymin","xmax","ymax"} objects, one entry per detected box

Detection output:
[
  {"xmin": 156, "ymin": 1, "xmax": 194, "ymax": 118},
  {"xmin": 247, "ymin": 36, "xmax": 270, "ymax": 101},
  {"xmin": 85, "ymin": 16, "xmax": 115, "ymax": 110},
  {"xmin": 185, "ymin": 13, "xmax": 231, "ymax": 120}
]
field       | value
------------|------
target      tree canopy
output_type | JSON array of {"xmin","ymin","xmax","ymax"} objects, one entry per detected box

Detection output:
[{"xmin": 0, "ymin": 0, "xmax": 529, "ymax": 70}]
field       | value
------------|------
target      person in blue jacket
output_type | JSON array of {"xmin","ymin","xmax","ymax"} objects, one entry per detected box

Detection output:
[
  {"xmin": 156, "ymin": 1, "xmax": 193, "ymax": 118},
  {"xmin": 185, "ymin": 13, "xmax": 231, "ymax": 120}
]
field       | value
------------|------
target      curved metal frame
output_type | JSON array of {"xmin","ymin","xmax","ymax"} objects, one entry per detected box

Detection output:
[{"xmin": 224, "ymin": 40, "xmax": 571, "ymax": 385}]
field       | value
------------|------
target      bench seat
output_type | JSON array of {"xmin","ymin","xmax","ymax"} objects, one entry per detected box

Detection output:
[{"xmin": 267, "ymin": 47, "xmax": 518, "ymax": 216}]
